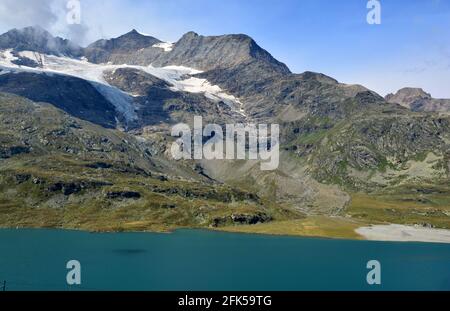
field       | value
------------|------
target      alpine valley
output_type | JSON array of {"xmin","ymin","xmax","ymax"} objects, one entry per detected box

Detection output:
[{"xmin": 1, "ymin": 26, "xmax": 450, "ymax": 241}]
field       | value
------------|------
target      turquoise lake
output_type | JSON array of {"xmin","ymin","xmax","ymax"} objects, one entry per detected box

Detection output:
[{"xmin": 0, "ymin": 229, "xmax": 449, "ymax": 291}]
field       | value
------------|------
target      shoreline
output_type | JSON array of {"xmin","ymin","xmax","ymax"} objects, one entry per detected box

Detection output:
[{"xmin": 3, "ymin": 222, "xmax": 450, "ymax": 244}]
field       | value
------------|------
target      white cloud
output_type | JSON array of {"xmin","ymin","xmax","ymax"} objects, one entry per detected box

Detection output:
[
  {"xmin": 0, "ymin": 0, "xmax": 90, "ymax": 45},
  {"xmin": 0, "ymin": 0, "xmax": 59, "ymax": 30},
  {"xmin": 0, "ymin": 0, "xmax": 185, "ymax": 46}
]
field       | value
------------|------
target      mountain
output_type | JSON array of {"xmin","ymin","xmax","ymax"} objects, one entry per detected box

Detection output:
[
  {"xmin": 151, "ymin": 32, "xmax": 290, "ymax": 73},
  {"xmin": 386, "ymin": 87, "xmax": 450, "ymax": 113},
  {"xmin": 84, "ymin": 29, "xmax": 162, "ymax": 64},
  {"xmin": 0, "ymin": 26, "xmax": 83, "ymax": 57},
  {"xmin": 85, "ymin": 30, "xmax": 290, "ymax": 75},
  {"xmin": 0, "ymin": 26, "xmax": 449, "ymax": 236}
]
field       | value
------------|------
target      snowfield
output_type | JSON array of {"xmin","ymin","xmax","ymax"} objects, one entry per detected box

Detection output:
[
  {"xmin": 0, "ymin": 49, "xmax": 247, "ymax": 123},
  {"xmin": 152, "ymin": 42, "xmax": 174, "ymax": 52},
  {"xmin": 0, "ymin": 50, "xmax": 138, "ymax": 123},
  {"xmin": 1, "ymin": 49, "xmax": 18, "ymax": 62}
]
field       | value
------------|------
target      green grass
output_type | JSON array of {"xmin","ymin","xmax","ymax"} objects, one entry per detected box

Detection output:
[
  {"xmin": 346, "ymin": 190, "xmax": 450, "ymax": 229},
  {"xmin": 0, "ymin": 153, "xmax": 304, "ymax": 232},
  {"xmin": 217, "ymin": 216, "xmax": 363, "ymax": 239}
]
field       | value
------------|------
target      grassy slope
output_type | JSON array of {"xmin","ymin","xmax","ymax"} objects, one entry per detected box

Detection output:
[
  {"xmin": 217, "ymin": 216, "xmax": 364, "ymax": 239},
  {"xmin": 347, "ymin": 188, "xmax": 450, "ymax": 229},
  {"xmin": 1, "ymin": 92, "xmax": 450, "ymax": 239},
  {"xmin": 0, "ymin": 153, "xmax": 303, "ymax": 232}
]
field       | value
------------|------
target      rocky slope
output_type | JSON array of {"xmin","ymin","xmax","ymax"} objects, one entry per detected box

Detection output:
[
  {"xmin": 104, "ymin": 67, "xmax": 244, "ymax": 126},
  {"xmin": 0, "ymin": 71, "xmax": 118, "ymax": 128},
  {"xmin": 151, "ymin": 32, "xmax": 290, "ymax": 73},
  {"xmin": 0, "ymin": 92, "xmax": 293, "ymax": 231}
]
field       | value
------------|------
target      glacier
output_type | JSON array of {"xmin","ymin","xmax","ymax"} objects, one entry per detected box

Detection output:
[{"xmin": 0, "ymin": 50, "xmax": 247, "ymax": 123}]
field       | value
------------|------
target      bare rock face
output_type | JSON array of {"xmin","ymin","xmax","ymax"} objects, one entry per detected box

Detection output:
[
  {"xmin": 152, "ymin": 32, "xmax": 290, "ymax": 73},
  {"xmin": 386, "ymin": 88, "xmax": 450, "ymax": 113},
  {"xmin": 0, "ymin": 72, "xmax": 118, "ymax": 128},
  {"xmin": 104, "ymin": 68, "xmax": 170, "ymax": 96}
]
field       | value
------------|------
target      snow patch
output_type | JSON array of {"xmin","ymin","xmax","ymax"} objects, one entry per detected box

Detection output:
[
  {"xmin": 0, "ymin": 49, "xmax": 18, "ymax": 64},
  {"xmin": 152, "ymin": 42, "xmax": 174, "ymax": 52},
  {"xmin": 139, "ymin": 65, "xmax": 246, "ymax": 117},
  {"xmin": 18, "ymin": 51, "xmax": 45, "ymax": 66},
  {"xmin": 175, "ymin": 77, "xmax": 246, "ymax": 116},
  {"xmin": 135, "ymin": 30, "xmax": 152, "ymax": 37}
]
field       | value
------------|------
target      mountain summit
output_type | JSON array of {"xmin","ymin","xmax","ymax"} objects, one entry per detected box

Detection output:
[
  {"xmin": 84, "ymin": 29, "xmax": 162, "ymax": 63},
  {"xmin": 386, "ymin": 87, "xmax": 450, "ymax": 112}
]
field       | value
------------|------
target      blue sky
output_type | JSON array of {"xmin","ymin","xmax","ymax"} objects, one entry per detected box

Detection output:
[{"xmin": 1, "ymin": 0, "xmax": 449, "ymax": 97}]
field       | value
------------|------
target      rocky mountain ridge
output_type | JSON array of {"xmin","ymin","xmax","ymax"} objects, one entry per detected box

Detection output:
[{"xmin": 0, "ymin": 26, "xmax": 449, "ymax": 235}]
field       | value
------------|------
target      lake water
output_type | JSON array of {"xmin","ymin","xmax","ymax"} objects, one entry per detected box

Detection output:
[{"xmin": 0, "ymin": 229, "xmax": 449, "ymax": 291}]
